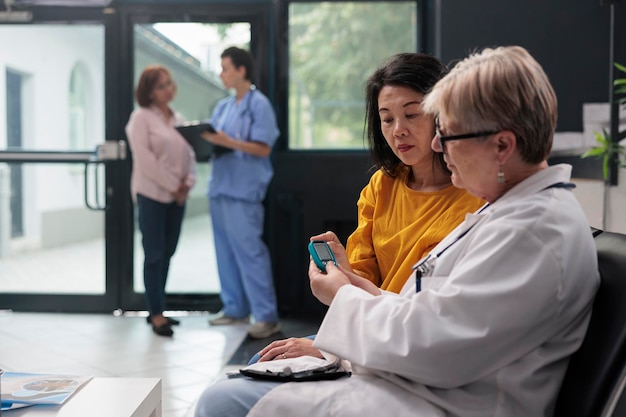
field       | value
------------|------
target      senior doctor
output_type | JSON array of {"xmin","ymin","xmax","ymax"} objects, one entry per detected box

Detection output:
[{"xmin": 195, "ymin": 45, "xmax": 599, "ymax": 417}]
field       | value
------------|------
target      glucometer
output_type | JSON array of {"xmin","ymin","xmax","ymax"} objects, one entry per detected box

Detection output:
[{"xmin": 308, "ymin": 241, "xmax": 337, "ymax": 273}]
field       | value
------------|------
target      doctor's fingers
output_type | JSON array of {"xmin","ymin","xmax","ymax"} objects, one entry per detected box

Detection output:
[
  {"xmin": 310, "ymin": 262, "xmax": 350, "ymax": 306},
  {"xmin": 309, "ymin": 260, "xmax": 347, "ymax": 284},
  {"xmin": 308, "ymin": 258, "xmax": 324, "ymax": 276}
]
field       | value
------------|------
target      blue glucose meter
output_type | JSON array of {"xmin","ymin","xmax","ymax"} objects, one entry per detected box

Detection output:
[{"xmin": 308, "ymin": 241, "xmax": 337, "ymax": 273}]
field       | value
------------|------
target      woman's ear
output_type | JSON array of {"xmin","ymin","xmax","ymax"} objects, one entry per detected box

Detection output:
[{"xmin": 495, "ymin": 130, "xmax": 517, "ymax": 161}]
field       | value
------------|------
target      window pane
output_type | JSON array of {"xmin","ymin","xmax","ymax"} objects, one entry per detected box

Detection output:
[{"xmin": 288, "ymin": 1, "xmax": 417, "ymax": 149}]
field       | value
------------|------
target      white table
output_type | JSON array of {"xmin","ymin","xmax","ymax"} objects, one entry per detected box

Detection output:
[{"xmin": 8, "ymin": 377, "xmax": 162, "ymax": 417}]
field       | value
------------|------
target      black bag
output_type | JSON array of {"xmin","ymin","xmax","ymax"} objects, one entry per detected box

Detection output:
[{"xmin": 234, "ymin": 356, "xmax": 351, "ymax": 382}]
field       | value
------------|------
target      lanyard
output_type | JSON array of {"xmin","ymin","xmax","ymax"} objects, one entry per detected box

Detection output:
[{"xmin": 413, "ymin": 181, "xmax": 576, "ymax": 292}]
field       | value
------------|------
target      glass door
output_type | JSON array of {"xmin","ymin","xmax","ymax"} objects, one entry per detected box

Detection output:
[
  {"xmin": 0, "ymin": 11, "xmax": 117, "ymax": 312},
  {"xmin": 118, "ymin": 5, "xmax": 272, "ymax": 312}
]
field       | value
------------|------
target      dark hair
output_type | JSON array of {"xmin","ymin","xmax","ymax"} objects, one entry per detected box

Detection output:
[
  {"xmin": 365, "ymin": 53, "xmax": 449, "ymax": 177},
  {"xmin": 221, "ymin": 46, "xmax": 254, "ymax": 82},
  {"xmin": 135, "ymin": 65, "xmax": 172, "ymax": 108}
]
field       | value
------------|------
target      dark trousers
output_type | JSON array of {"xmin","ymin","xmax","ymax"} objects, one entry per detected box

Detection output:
[{"xmin": 136, "ymin": 194, "xmax": 185, "ymax": 316}]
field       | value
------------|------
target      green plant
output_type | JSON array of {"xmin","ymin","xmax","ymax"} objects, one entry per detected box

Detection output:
[
  {"xmin": 582, "ymin": 62, "xmax": 626, "ymax": 182},
  {"xmin": 582, "ymin": 129, "xmax": 626, "ymax": 181}
]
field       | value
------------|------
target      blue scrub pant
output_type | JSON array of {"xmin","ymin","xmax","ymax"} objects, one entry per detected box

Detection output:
[
  {"xmin": 137, "ymin": 194, "xmax": 185, "ymax": 317},
  {"xmin": 210, "ymin": 196, "xmax": 278, "ymax": 323}
]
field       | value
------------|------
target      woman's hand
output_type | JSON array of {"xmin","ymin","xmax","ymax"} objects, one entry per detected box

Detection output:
[
  {"xmin": 173, "ymin": 183, "xmax": 190, "ymax": 205},
  {"xmin": 257, "ymin": 337, "xmax": 323, "ymax": 362},
  {"xmin": 309, "ymin": 260, "xmax": 350, "ymax": 306},
  {"xmin": 310, "ymin": 231, "xmax": 351, "ymax": 270}
]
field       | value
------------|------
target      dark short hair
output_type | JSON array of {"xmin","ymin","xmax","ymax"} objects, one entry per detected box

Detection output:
[
  {"xmin": 365, "ymin": 53, "xmax": 449, "ymax": 177},
  {"xmin": 135, "ymin": 65, "xmax": 172, "ymax": 108},
  {"xmin": 221, "ymin": 46, "xmax": 254, "ymax": 82}
]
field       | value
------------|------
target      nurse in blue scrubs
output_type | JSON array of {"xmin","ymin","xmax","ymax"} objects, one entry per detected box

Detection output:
[{"xmin": 201, "ymin": 46, "xmax": 280, "ymax": 339}]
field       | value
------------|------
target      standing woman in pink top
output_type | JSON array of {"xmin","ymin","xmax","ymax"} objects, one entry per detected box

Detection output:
[{"xmin": 125, "ymin": 65, "xmax": 196, "ymax": 337}]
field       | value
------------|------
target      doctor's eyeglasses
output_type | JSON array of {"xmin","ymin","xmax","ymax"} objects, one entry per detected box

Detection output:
[{"xmin": 435, "ymin": 116, "xmax": 498, "ymax": 154}]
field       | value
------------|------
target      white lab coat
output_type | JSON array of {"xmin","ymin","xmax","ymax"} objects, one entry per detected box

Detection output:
[{"xmin": 246, "ymin": 164, "xmax": 599, "ymax": 417}]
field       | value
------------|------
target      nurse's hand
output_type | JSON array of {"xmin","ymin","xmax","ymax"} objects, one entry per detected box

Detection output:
[
  {"xmin": 309, "ymin": 231, "xmax": 350, "ymax": 270},
  {"xmin": 200, "ymin": 131, "xmax": 271, "ymax": 157},
  {"xmin": 200, "ymin": 130, "xmax": 234, "ymax": 149}
]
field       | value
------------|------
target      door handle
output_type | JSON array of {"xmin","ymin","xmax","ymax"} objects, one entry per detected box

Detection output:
[
  {"xmin": 85, "ymin": 141, "xmax": 127, "ymax": 211},
  {"xmin": 95, "ymin": 140, "xmax": 126, "ymax": 161}
]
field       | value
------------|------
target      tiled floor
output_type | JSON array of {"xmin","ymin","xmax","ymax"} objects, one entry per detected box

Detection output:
[
  {"xmin": 0, "ymin": 311, "xmax": 250, "ymax": 417},
  {"xmin": 4, "ymin": 313, "xmax": 625, "ymax": 417},
  {"xmin": 0, "ymin": 208, "xmax": 324, "ymax": 416}
]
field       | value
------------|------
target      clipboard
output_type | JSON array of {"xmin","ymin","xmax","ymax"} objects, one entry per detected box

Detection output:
[{"xmin": 176, "ymin": 122, "xmax": 232, "ymax": 161}]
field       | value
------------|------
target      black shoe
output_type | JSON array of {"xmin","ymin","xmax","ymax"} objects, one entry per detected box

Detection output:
[
  {"xmin": 151, "ymin": 322, "xmax": 173, "ymax": 337},
  {"xmin": 146, "ymin": 316, "xmax": 180, "ymax": 326}
]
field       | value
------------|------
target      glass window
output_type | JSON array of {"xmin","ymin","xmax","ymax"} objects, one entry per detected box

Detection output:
[{"xmin": 288, "ymin": 1, "xmax": 418, "ymax": 150}]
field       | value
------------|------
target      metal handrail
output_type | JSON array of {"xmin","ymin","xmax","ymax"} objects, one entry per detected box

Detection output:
[
  {"xmin": 0, "ymin": 142, "xmax": 126, "ymax": 211},
  {"xmin": 0, "ymin": 149, "xmax": 94, "ymax": 163}
]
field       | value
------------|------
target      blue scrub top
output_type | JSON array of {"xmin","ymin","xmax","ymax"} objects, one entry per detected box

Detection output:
[{"xmin": 208, "ymin": 88, "xmax": 280, "ymax": 202}]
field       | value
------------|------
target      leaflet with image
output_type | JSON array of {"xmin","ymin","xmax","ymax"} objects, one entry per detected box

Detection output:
[{"xmin": 1, "ymin": 371, "xmax": 92, "ymax": 410}]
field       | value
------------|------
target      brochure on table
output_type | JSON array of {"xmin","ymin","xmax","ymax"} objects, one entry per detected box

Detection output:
[{"xmin": 0, "ymin": 371, "xmax": 93, "ymax": 411}]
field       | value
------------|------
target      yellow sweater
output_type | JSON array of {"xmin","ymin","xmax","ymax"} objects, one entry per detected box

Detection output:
[{"xmin": 346, "ymin": 169, "xmax": 485, "ymax": 294}]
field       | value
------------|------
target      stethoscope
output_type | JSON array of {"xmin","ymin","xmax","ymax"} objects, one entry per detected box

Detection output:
[
  {"xmin": 218, "ymin": 88, "xmax": 255, "ymax": 141},
  {"xmin": 412, "ymin": 181, "xmax": 576, "ymax": 292}
]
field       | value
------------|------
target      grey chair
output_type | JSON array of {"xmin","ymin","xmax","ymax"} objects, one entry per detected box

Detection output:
[{"xmin": 554, "ymin": 230, "xmax": 626, "ymax": 417}]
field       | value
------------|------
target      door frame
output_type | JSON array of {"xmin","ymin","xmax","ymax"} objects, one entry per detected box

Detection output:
[
  {"xmin": 114, "ymin": 3, "xmax": 275, "ymax": 312},
  {"xmin": 0, "ymin": 6, "xmax": 119, "ymax": 312}
]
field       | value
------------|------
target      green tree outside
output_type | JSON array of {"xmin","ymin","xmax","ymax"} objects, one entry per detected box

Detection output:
[{"xmin": 289, "ymin": 2, "xmax": 417, "ymax": 149}]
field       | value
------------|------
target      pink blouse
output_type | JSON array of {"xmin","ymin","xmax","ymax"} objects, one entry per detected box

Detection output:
[{"xmin": 125, "ymin": 106, "xmax": 196, "ymax": 203}]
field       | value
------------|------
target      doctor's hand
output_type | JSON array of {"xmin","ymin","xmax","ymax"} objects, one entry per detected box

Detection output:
[
  {"xmin": 257, "ymin": 337, "xmax": 323, "ymax": 362},
  {"xmin": 309, "ymin": 231, "xmax": 350, "ymax": 270},
  {"xmin": 309, "ymin": 260, "xmax": 350, "ymax": 306},
  {"xmin": 338, "ymin": 264, "xmax": 381, "ymax": 296}
]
